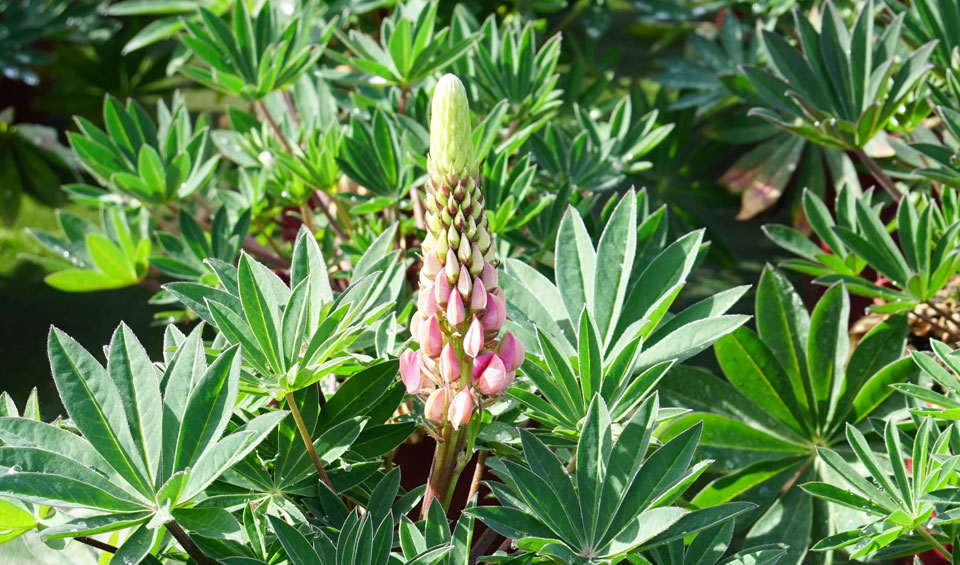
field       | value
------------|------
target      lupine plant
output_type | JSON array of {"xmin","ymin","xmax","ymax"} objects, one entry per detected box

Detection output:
[{"xmin": 10, "ymin": 1, "xmax": 960, "ymax": 564}]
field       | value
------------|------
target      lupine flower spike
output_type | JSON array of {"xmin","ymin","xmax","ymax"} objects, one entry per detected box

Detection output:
[
  {"xmin": 399, "ymin": 73, "xmax": 524, "ymax": 433},
  {"xmin": 397, "ymin": 74, "xmax": 524, "ymax": 514}
]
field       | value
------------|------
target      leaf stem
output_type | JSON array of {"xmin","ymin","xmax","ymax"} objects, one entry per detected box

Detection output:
[
  {"xmin": 258, "ymin": 100, "xmax": 292, "ymax": 153},
  {"xmin": 916, "ymin": 526, "xmax": 953, "ymax": 561},
  {"xmin": 75, "ymin": 536, "xmax": 117, "ymax": 554},
  {"xmin": 854, "ymin": 149, "xmax": 900, "ymax": 200},
  {"xmin": 313, "ymin": 190, "xmax": 348, "ymax": 240},
  {"xmin": 467, "ymin": 450, "xmax": 487, "ymax": 502},
  {"xmin": 165, "ymin": 520, "xmax": 211, "ymax": 565},
  {"xmin": 284, "ymin": 391, "xmax": 336, "ymax": 492}
]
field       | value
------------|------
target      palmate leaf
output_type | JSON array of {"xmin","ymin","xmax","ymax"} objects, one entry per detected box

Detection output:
[
  {"xmin": 471, "ymin": 395, "xmax": 746, "ymax": 563},
  {"xmin": 766, "ymin": 187, "xmax": 960, "ymax": 311},
  {"xmin": 504, "ymin": 189, "xmax": 746, "ymax": 438},
  {"xmin": 165, "ymin": 226, "xmax": 401, "ymax": 392},
  {"xmin": 179, "ymin": 2, "xmax": 329, "ymax": 100},
  {"xmin": 803, "ymin": 418, "xmax": 959, "ymax": 561},
  {"xmin": 329, "ymin": 1, "xmax": 474, "ymax": 87},
  {"xmin": 0, "ymin": 322, "xmax": 283, "ymax": 550},
  {"xmin": 744, "ymin": 0, "xmax": 934, "ymax": 150},
  {"xmin": 660, "ymin": 265, "xmax": 914, "ymax": 564},
  {"xmin": 503, "ymin": 188, "xmax": 746, "ymax": 362}
]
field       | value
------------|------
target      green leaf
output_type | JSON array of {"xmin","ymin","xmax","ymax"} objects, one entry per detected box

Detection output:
[
  {"xmin": 110, "ymin": 523, "xmax": 158, "ymax": 565},
  {"xmin": 238, "ymin": 254, "xmax": 285, "ymax": 374},
  {"xmin": 715, "ymin": 328, "xmax": 807, "ymax": 436},
  {"xmin": 107, "ymin": 324, "xmax": 163, "ymax": 486},
  {"xmin": 755, "ymin": 266, "xmax": 813, "ymax": 422},
  {"xmin": 555, "ymin": 208, "xmax": 596, "ymax": 326},
  {"xmin": 593, "ymin": 195, "xmax": 637, "ymax": 346},
  {"xmin": 577, "ymin": 397, "xmax": 611, "ymax": 544},
  {"xmin": 47, "ymin": 328, "xmax": 152, "ymax": 497},
  {"xmin": 268, "ymin": 515, "xmax": 321, "ymax": 565},
  {"xmin": 173, "ymin": 344, "xmax": 240, "ymax": 472},
  {"xmin": 807, "ymin": 283, "xmax": 849, "ymax": 427}
]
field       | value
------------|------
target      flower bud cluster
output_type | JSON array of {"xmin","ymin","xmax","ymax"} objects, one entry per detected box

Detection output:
[{"xmin": 399, "ymin": 74, "xmax": 524, "ymax": 431}]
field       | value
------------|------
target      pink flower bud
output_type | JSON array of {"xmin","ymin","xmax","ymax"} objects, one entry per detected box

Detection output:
[
  {"xmin": 472, "ymin": 352, "xmax": 493, "ymax": 380},
  {"xmin": 418, "ymin": 284, "xmax": 439, "ymax": 317},
  {"xmin": 418, "ymin": 315, "xmax": 443, "ymax": 357},
  {"xmin": 457, "ymin": 269, "xmax": 473, "ymax": 298},
  {"xmin": 448, "ymin": 389, "xmax": 473, "ymax": 430},
  {"xmin": 435, "ymin": 273, "xmax": 452, "ymax": 307},
  {"xmin": 423, "ymin": 250, "xmax": 442, "ymax": 278},
  {"xmin": 447, "ymin": 291, "xmax": 466, "ymax": 326},
  {"xmin": 424, "ymin": 388, "xmax": 447, "ymax": 424},
  {"xmin": 470, "ymin": 275, "xmax": 487, "ymax": 311},
  {"xmin": 481, "ymin": 261, "xmax": 498, "ymax": 290},
  {"xmin": 440, "ymin": 343, "xmax": 460, "ymax": 383},
  {"xmin": 410, "ymin": 312, "xmax": 424, "ymax": 338},
  {"xmin": 497, "ymin": 332, "xmax": 525, "ymax": 372},
  {"xmin": 481, "ymin": 292, "xmax": 506, "ymax": 331},
  {"xmin": 400, "ymin": 349, "xmax": 422, "ymax": 394},
  {"xmin": 464, "ymin": 316, "xmax": 484, "ymax": 357},
  {"xmin": 475, "ymin": 354, "xmax": 508, "ymax": 395}
]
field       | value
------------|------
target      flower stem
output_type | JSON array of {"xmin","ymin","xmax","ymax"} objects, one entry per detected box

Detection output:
[
  {"xmin": 916, "ymin": 526, "xmax": 953, "ymax": 562},
  {"xmin": 285, "ymin": 391, "xmax": 336, "ymax": 492},
  {"xmin": 421, "ymin": 424, "xmax": 467, "ymax": 518},
  {"xmin": 854, "ymin": 149, "xmax": 900, "ymax": 200},
  {"xmin": 165, "ymin": 520, "xmax": 211, "ymax": 565}
]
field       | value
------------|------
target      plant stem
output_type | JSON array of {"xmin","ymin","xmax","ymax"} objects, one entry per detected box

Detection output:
[
  {"xmin": 284, "ymin": 392, "xmax": 336, "ymax": 492},
  {"xmin": 854, "ymin": 149, "xmax": 900, "ymax": 200},
  {"xmin": 300, "ymin": 204, "xmax": 317, "ymax": 234},
  {"xmin": 467, "ymin": 450, "xmax": 486, "ymax": 502},
  {"xmin": 421, "ymin": 424, "xmax": 467, "ymax": 518},
  {"xmin": 916, "ymin": 526, "xmax": 953, "ymax": 561},
  {"xmin": 75, "ymin": 536, "xmax": 117, "ymax": 554},
  {"xmin": 258, "ymin": 100, "xmax": 292, "ymax": 153},
  {"xmin": 165, "ymin": 520, "xmax": 211, "ymax": 565},
  {"xmin": 398, "ymin": 85, "xmax": 409, "ymax": 115},
  {"xmin": 243, "ymin": 234, "xmax": 291, "ymax": 269},
  {"xmin": 469, "ymin": 526, "xmax": 500, "ymax": 564},
  {"xmin": 313, "ymin": 190, "xmax": 348, "ymax": 240}
]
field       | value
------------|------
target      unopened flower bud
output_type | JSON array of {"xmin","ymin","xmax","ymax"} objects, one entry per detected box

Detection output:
[
  {"xmin": 435, "ymin": 274, "xmax": 452, "ymax": 307},
  {"xmin": 410, "ymin": 312, "xmax": 424, "ymax": 337},
  {"xmin": 481, "ymin": 262, "xmax": 498, "ymax": 290},
  {"xmin": 445, "ymin": 253, "xmax": 461, "ymax": 282},
  {"xmin": 481, "ymin": 292, "xmax": 506, "ymax": 331},
  {"xmin": 497, "ymin": 332, "xmax": 525, "ymax": 372},
  {"xmin": 447, "ymin": 291, "xmax": 466, "ymax": 326},
  {"xmin": 423, "ymin": 251, "xmax": 442, "ymax": 278},
  {"xmin": 418, "ymin": 315, "xmax": 443, "ymax": 357},
  {"xmin": 424, "ymin": 388, "xmax": 448, "ymax": 424},
  {"xmin": 419, "ymin": 284, "xmax": 438, "ymax": 317},
  {"xmin": 437, "ymin": 231, "xmax": 449, "ymax": 257},
  {"xmin": 475, "ymin": 354, "xmax": 508, "ymax": 395},
  {"xmin": 430, "ymin": 74, "xmax": 476, "ymax": 178},
  {"xmin": 400, "ymin": 349, "xmax": 422, "ymax": 394},
  {"xmin": 470, "ymin": 276, "xmax": 487, "ymax": 311},
  {"xmin": 457, "ymin": 269, "xmax": 472, "ymax": 298},
  {"xmin": 440, "ymin": 343, "xmax": 460, "ymax": 382},
  {"xmin": 464, "ymin": 317, "xmax": 484, "ymax": 357},
  {"xmin": 469, "ymin": 244, "xmax": 484, "ymax": 275},
  {"xmin": 457, "ymin": 239, "xmax": 472, "ymax": 264},
  {"xmin": 448, "ymin": 388, "xmax": 473, "ymax": 430}
]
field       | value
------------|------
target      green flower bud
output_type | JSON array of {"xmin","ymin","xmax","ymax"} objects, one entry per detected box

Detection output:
[{"xmin": 429, "ymin": 74, "xmax": 477, "ymax": 178}]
